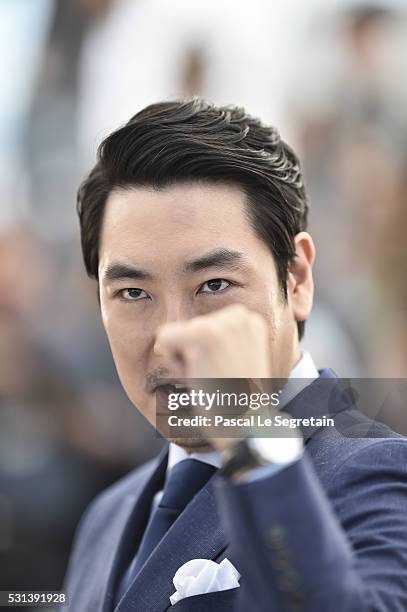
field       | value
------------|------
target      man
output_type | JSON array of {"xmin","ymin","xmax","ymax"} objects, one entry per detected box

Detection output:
[{"xmin": 63, "ymin": 99, "xmax": 407, "ymax": 611}]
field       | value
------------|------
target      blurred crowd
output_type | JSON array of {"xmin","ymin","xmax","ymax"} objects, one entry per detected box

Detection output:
[{"xmin": 1, "ymin": 0, "xmax": 407, "ymax": 605}]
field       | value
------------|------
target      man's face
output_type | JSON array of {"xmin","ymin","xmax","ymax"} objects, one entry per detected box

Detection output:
[{"xmin": 98, "ymin": 183, "xmax": 303, "ymax": 434}]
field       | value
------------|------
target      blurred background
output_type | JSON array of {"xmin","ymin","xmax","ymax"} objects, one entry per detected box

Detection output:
[{"xmin": 1, "ymin": 0, "xmax": 407, "ymax": 607}]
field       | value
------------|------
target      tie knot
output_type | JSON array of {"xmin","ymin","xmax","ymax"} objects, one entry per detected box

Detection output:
[{"xmin": 160, "ymin": 459, "xmax": 217, "ymax": 513}]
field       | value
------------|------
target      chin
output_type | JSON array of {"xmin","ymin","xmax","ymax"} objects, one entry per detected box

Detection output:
[{"xmin": 167, "ymin": 437, "xmax": 214, "ymax": 453}]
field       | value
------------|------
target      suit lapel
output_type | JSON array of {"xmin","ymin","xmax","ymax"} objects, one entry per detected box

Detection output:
[
  {"xmin": 285, "ymin": 368, "xmax": 349, "ymax": 443},
  {"xmin": 99, "ymin": 446, "xmax": 168, "ymax": 612},
  {"xmin": 116, "ymin": 474, "xmax": 227, "ymax": 612}
]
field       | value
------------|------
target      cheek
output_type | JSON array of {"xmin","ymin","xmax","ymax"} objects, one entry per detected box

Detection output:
[
  {"xmin": 102, "ymin": 306, "xmax": 149, "ymax": 370},
  {"xmin": 195, "ymin": 293, "xmax": 237, "ymax": 316},
  {"xmin": 247, "ymin": 285, "xmax": 281, "ymax": 320},
  {"xmin": 248, "ymin": 287, "xmax": 287, "ymax": 344},
  {"xmin": 102, "ymin": 311, "xmax": 154, "ymax": 414}
]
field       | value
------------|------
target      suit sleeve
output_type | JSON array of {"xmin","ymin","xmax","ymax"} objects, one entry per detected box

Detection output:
[{"xmin": 214, "ymin": 439, "xmax": 407, "ymax": 612}]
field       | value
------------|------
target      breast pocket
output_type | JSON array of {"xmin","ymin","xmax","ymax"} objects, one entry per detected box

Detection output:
[{"xmin": 166, "ymin": 587, "xmax": 239, "ymax": 611}]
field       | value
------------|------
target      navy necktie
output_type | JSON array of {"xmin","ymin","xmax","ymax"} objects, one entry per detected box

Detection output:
[{"xmin": 116, "ymin": 458, "xmax": 217, "ymax": 603}]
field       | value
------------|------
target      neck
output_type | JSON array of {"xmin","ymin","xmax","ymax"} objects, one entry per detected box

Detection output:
[{"xmin": 291, "ymin": 347, "xmax": 303, "ymax": 372}]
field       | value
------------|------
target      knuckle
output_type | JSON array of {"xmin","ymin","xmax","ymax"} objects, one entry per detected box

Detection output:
[
  {"xmin": 188, "ymin": 316, "xmax": 208, "ymax": 334},
  {"xmin": 156, "ymin": 321, "xmax": 181, "ymax": 340},
  {"xmin": 222, "ymin": 303, "xmax": 250, "ymax": 327},
  {"xmin": 188, "ymin": 317, "xmax": 219, "ymax": 342},
  {"xmin": 228, "ymin": 303, "xmax": 248, "ymax": 316},
  {"xmin": 250, "ymin": 311, "xmax": 267, "ymax": 330},
  {"xmin": 204, "ymin": 321, "xmax": 223, "ymax": 341}
]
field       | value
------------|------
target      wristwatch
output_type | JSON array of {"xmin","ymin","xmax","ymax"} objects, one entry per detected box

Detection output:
[{"xmin": 219, "ymin": 431, "xmax": 303, "ymax": 482}]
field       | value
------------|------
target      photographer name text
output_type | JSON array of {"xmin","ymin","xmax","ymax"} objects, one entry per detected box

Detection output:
[{"xmin": 167, "ymin": 414, "xmax": 335, "ymax": 428}]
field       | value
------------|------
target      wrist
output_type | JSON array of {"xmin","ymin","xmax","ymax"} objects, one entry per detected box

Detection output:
[{"xmin": 219, "ymin": 433, "xmax": 304, "ymax": 483}]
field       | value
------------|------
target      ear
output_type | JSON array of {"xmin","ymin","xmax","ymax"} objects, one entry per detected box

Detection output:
[{"xmin": 286, "ymin": 232, "xmax": 315, "ymax": 323}]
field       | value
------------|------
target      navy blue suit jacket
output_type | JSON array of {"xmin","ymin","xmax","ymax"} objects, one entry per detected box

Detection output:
[{"xmin": 63, "ymin": 371, "xmax": 407, "ymax": 611}]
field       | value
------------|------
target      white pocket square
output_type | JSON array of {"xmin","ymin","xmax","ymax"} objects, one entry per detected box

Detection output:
[{"xmin": 170, "ymin": 558, "xmax": 241, "ymax": 605}]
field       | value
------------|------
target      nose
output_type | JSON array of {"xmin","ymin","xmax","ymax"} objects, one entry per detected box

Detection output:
[{"xmin": 152, "ymin": 300, "xmax": 191, "ymax": 356}]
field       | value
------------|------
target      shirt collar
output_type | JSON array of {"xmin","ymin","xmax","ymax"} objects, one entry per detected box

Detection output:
[
  {"xmin": 167, "ymin": 444, "xmax": 221, "ymax": 472},
  {"xmin": 168, "ymin": 351, "xmax": 318, "ymax": 473},
  {"xmin": 289, "ymin": 351, "xmax": 319, "ymax": 380}
]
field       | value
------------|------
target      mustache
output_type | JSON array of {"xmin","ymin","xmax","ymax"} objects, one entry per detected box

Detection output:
[{"xmin": 145, "ymin": 366, "xmax": 174, "ymax": 394}]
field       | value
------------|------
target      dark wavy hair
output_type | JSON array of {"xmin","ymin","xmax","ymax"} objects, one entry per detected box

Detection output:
[{"xmin": 77, "ymin": 98, "xmax": 309, "ymax": 339}]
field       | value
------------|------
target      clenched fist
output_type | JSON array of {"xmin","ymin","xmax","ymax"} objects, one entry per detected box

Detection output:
[{"xmin": 155, "ymin": 304, "xmax": 272, "ymax": 381}]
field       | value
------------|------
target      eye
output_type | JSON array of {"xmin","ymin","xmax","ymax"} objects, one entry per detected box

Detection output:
[
  {"xmin": 119, "ymin": 288, "xmax": 150, "ymax": 301},
  {"xmin": 198, "ymin": 278, "xmax": 231, "ymax": 294}
]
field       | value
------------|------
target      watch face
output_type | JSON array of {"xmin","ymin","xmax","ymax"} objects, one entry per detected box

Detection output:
[{"xmin": 248, "ymin": 434, "xmax": 303, "ymax": 465}]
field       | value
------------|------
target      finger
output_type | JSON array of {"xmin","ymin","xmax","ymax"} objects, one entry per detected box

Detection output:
[{"xmin": 156, "ymin": 322, "xmax": 205, "ymax": 370}]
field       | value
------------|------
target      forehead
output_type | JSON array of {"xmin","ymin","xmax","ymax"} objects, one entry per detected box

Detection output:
[{"xmin": 98, "ymin": 183, "xmax": 269, "ymax": 269}]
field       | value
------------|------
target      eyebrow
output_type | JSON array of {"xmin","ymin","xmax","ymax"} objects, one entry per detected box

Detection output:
[
  {"xmin": 102, "ymin": 249, "xmax": 249, "ymax": 283},
  {"xmin": 102, "ymin": 263, "xmax": 155, "ymax": 282},
  {"xmin": 183, "ymin": 249, "xmax": 248, "ymax": 273}
]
